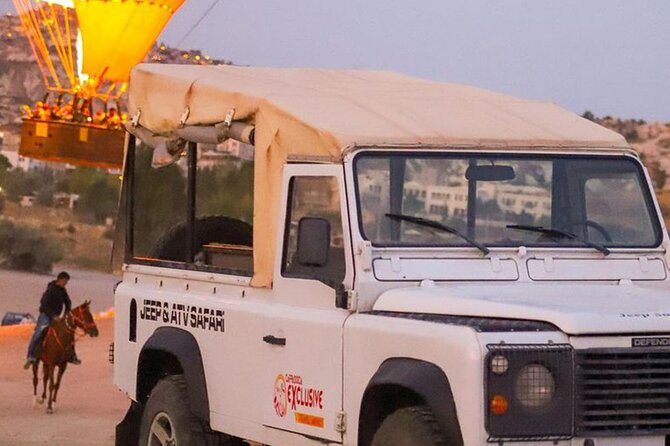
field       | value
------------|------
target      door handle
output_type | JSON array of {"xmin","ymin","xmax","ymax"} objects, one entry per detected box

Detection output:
[{"xmin": 263, "ymin": 335, "xmax": 286, "ymax": 346}]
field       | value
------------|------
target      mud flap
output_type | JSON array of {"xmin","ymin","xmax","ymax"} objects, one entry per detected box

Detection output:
[{"xmin": 116, "ymin": 401, "xmax": 142, "ymax": 446}]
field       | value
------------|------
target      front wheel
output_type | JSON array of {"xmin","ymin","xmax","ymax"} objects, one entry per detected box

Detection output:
[
  {"xmin": 139, "ymin": 375, "xmax": 243, "ymax": 446},
  {"xmin": 371, "ymin": 406, "xmax": 448, "ymax": 446}
]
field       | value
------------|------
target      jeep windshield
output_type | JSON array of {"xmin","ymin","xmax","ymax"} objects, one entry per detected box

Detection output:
[{"xmin": 354, "ymin": 152, "xmax": 662, "ymax": 250}]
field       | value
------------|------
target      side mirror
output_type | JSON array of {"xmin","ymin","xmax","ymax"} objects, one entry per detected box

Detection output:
[{"xmin": 297, "ymin": 217, "xmax": 330, "ymax": 267}]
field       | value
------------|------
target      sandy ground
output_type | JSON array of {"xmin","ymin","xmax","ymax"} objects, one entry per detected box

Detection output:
[
  {"xmin": 0, "ymin": 269, "xmax": 127, "ymax": 445},
  {"xmin": 0, "ymin": 317, "xmax": 128, "ymax": 446}
]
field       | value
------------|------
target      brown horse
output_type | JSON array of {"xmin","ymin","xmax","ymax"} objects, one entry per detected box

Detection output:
[{"xmin": 31, "ymin": 301, "xmax": 99, "ymax": 413}]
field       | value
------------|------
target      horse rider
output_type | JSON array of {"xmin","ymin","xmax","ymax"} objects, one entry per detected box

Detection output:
[{"xmin": 24, "ymin": 271, "xmax": 82, "ymax": 369}]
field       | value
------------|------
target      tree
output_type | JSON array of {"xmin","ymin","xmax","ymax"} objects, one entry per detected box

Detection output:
[
  {"xmin": 477, "ymin": 198, "xmax": 501, "ymax": 215},
  {"xmin": 196, "ymin": 160, "xmax": 254, "ymax": 222},
  {"xmin": 518, "ymin": 210, "xmax": 535, "ymax": 226},
  {"xmin": 36, "ymin": 185, "xmax": 54, "ymax": 206},
  {"xmin": 1, "ymin": 167, "xmax": 55, "ymax": 202},
  {"xmin": 581, "ymin": 110, "xmax": 596, "ymax": 121},
  {"xmin": 624, "ymin": 129, "xmax": 640, "ymax": 142},
  {"xmin": 2, "ymin": 169, "xmax": 37, "ymax": 201},
  {"xmin": 402, "ymin": 193, "xmax": 425, "ymax": 215},
  {"xmin": 0, "ymin": 154, "xmax": 11, "ymax": 172},
  {"xmin": 79, "ymin": 178, "xmax": 119, "ymax": 222},
  {"xmin": 58, "ymin": 166, "xmax": 121, "ymax": 220},
  {"xmin": 0, "ymin": 220, "xmax": 63, "ymax": 273}
]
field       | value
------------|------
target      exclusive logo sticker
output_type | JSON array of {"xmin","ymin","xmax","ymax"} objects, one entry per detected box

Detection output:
[{"xmin": 272, "ymin": 373, "xmax": 325, "ymax": 428}]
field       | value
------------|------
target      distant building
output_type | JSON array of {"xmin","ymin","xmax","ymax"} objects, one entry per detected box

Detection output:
[
  {"xmin": 360, "ymin": 174, "xmax": 551, "ymax": 224},
  {"xmin": 1, "ymin": 148, "xmax": 40, "ymax": 170},
  {"xmin": 495, "ymin": 184, "xmax": 551, "ymax": 220},
  {"xmin": 216, "ymin": 139, "xmax": 254, "ymax": 161}
]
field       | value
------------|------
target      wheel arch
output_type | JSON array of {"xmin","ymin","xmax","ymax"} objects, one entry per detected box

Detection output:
[
  {"xmin": 137, "ymin": 327, "xmax": 210, "ymax": 423},
  {"xmin": 358, "ymin": 357, "xmax": 463, "ymax": 446}
]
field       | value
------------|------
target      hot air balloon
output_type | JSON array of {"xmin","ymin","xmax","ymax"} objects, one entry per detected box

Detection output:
[{"xmin": 12, "ymin": 0, "xmax": 185, "ymax": 168}]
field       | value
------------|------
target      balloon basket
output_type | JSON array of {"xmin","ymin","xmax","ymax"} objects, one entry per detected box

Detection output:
[{"xmin": 19, "ymin": 119, "xmax": 125, "ymax": 170}]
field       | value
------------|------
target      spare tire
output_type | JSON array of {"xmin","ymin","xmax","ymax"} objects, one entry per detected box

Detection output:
[{"xmin": 150, "ymin": 216, "xmax": 252, "ymax": 262}]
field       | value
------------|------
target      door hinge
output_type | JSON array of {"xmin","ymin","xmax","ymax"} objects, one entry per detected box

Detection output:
[
  {"xmin": 356, "ymin": 240, "xmax": 373, "ymax": 271},
  {"xmin": 335, "ymin": 411, "xmax": 346, "ymax": 433},
  {"xmin": 346, "ymin": 290, "xmax": 358, "ymax": 311}
]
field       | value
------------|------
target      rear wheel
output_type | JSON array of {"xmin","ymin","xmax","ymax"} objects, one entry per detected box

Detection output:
[
  {"xmin": 371, "ymin": 405, "xmax": 448, "ymax": 446},
  {"xmin": 139, "ymin": 375, "xmax": 243, "ymax": 446}
]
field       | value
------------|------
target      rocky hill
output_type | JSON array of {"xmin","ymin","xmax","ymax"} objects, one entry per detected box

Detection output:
[
  {"xmin": 587, "ymin": 113, "xmax": 670, "ymax": 189},
  {"xmin": 0, "ymin": 12, "xmax": 43, "ymax": 144}
]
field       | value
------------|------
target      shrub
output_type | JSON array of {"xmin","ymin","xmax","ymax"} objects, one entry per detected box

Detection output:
[
  {"xmin": 36, "ymin": 185, "xmax": 55, "ymax": 206},
  {"xmin": 0, "ymin": 167, "xmax": 55, "ymax": 202},
  {"xmin": 83, "ymin": 178, "xmax": 119, "ymax": 222},
  {"xmin": 0, "ymin": 220, "xmax": 63, "ymax": 273},
  {"xmin": 647, "ymin": 160, "xmax": 668, "ymax": 190},
  {"xmin": 624, "ymin": 129, "xmax": 640, "ymax": 142},
  {"xmin": 0, "ymin": 154, "xmax": 11, "ymax": 172}
]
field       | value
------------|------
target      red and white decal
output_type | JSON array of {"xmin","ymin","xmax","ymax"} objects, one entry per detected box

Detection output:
[
  {"xmin": 272, "ymin": 372, "xmax": 325, "ymax": 428},
  {"xmin": 273, "ymin": 374, "xmax": 288, "ymax": 417}
]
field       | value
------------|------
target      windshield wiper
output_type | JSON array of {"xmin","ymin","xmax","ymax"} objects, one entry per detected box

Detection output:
[
  {"xmin": 506, "ymin": 224, "xmax": 610, "ymax": 256},
  {"xmin": 385, "ymin": 213, "xmax": 489, "ymax": 256}
]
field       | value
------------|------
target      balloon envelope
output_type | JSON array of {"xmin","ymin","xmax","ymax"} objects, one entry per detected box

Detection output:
[{"xmin": 75, "ymin": 0, "xmax": 185, "ymax": 82}]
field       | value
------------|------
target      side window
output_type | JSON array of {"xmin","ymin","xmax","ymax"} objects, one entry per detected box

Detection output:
[
  {"xmin": 584, "ymin": 175, "xmax": 656, "ymax": 245},
  {"xmin": 130, "ymin": 141, "xmax": 255, "ymax": 275},
  {"xmin": 132, "ymin": 143, "xmax": 188, "ymax": 262},
  {"xmin": 283, "ymin": 176, "xmax": 345, "ymax": 283},
  {"xmin": 194, "ymin": 143, "xmax": 254, "ymax": 274}
]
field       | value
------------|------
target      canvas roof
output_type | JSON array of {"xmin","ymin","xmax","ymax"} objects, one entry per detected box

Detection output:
[
  {"xmin": 127, "ymin": 64, "xmax": 630, "ymax": 287},
  {"xmin": 128, "ymin": 64, "xmax": 628, "ymax": 154}
]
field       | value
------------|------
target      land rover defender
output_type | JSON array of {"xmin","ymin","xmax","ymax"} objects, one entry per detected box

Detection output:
[{"xmin": 113, "ymin": 65, "xmax": 670, "ymax": 446}]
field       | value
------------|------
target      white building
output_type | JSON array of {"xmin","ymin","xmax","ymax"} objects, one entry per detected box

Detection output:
[
  {"xmin": 496, "ymin": 184, "xmax": 551, "ymax": 220},
  {"xmin": 0, "ymin": 148, "xmax": 48, "ymax": 171}
]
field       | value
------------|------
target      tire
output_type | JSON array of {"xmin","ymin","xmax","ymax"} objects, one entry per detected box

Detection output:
[
  {"xmin": 371, "ymin": 406, "xmax": 448, "ymax": 446},
  {"xmin": 139, "ymin": 375, "xmax": 243, "ymax": 446},
  {"xmin": 150, "ymin": 216, "xmax": 252, "ymax": 262}
]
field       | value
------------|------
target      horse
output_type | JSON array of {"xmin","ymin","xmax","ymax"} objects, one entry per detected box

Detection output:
[{"xmin": 31, "ymin": 301, "xmax": 99, "ymax": 413}]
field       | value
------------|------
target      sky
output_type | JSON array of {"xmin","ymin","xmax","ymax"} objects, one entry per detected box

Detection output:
[{"xmin": 2, "ymin": 0, "xmax": 670, "ymax": 121}]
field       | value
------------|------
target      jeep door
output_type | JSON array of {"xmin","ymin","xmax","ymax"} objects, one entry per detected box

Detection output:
[{"xmin": 262, "ymin": 164, "xmax": 353, "ymax": 442}]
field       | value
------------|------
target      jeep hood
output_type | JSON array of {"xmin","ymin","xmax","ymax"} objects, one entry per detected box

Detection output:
[{"xmin": 372, "ymin": 282, "xmax": 670, "ymax": 335}]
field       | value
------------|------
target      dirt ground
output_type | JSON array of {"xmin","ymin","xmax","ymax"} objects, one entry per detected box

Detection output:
[{"xmin": 0, "ymin": 317, "xmax": 128, "ymax": 446}]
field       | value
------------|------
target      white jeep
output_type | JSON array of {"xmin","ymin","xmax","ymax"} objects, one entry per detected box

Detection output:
[{"xmin": 113, "ymin": 65, "xmax": 670, "ymax": 446}]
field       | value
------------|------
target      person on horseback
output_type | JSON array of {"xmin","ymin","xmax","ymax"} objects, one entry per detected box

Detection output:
[{"xmin": 24, "ymin": 271, "xmax": 81, "ymax": 369}]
